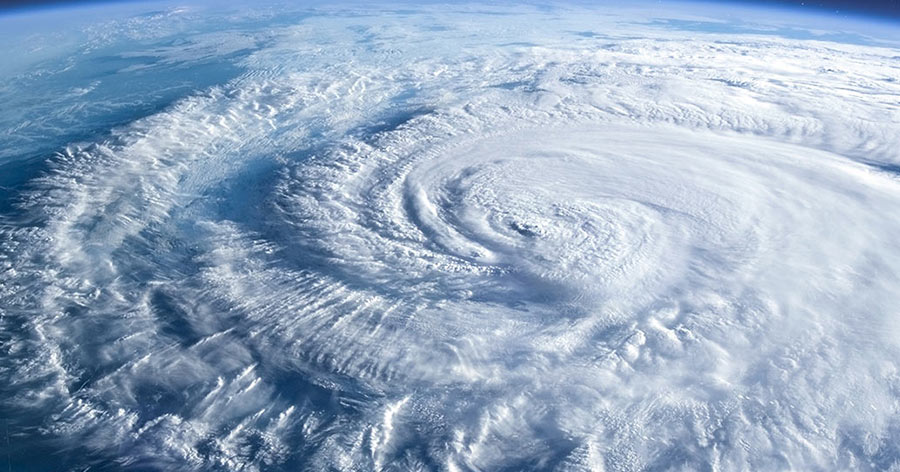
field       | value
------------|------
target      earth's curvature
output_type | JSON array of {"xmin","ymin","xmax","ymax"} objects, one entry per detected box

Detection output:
[{"xmin": 1, "ymin": 1, "xmax": 900, "ymax": 470}]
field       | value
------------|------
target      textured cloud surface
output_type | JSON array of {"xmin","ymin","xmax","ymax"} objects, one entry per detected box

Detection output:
[{"xmin": 2, "ymin": 2, "xmax": 900, "ymax": 471}]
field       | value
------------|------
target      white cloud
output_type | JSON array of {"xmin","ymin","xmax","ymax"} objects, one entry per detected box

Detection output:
[{"xmin": 2, "ymin": 2, "xmax": 900, "ymax": 470}]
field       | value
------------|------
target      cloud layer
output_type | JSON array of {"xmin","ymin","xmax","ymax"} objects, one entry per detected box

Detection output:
[{"xmin": 2, "ymin": 2, "xmax": 900, "ymax": 470}]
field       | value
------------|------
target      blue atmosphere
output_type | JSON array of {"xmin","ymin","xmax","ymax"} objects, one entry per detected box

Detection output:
[{"xmin": 1, "ymin": 0, "xmax": 900, "ymax": 19}]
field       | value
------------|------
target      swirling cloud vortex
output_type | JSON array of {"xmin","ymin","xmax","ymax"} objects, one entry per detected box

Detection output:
[{"xmin": 2, "ymin": 3, "xmax": 900, "ymax": 471}]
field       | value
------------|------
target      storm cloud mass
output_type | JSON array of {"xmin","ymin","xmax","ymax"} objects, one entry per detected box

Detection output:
[{"xmin": 1, "ymin": 2, "xmax": 900, "ymax": 471}]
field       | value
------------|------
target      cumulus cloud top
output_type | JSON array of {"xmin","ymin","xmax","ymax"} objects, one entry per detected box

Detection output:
[{"xmin": 1, "ymin": 2, "xmax": 900, "ymax": 470}]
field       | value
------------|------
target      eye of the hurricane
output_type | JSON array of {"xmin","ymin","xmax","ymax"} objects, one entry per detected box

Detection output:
[
  {"xmin": 402, "ymin": 154, "xmax": 669, "ymax": 295},
  {"xmin": 507, "ymin": 219, "xmax": 541, "ymax": 238}
]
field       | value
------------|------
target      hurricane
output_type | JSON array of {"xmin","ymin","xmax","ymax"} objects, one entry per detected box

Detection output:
[{"xmin": 1, "ymin": 1, "xmax": 900, "ymax": 470}]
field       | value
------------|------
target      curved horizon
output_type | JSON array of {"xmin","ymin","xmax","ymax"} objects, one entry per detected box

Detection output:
[{"xmin": 0, "ymin": 0, "xmax": 899, "ymax": 21}]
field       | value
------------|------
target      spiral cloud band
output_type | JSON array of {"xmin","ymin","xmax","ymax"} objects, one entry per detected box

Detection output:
[{"xmin": 1, "ymin": 2, "xmax": 900, "ymax": 470}]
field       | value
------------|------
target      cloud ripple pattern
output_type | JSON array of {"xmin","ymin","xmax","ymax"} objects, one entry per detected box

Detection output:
[{"xmin": 2, "ymin": 4, "xmax": 900, "ymax": 471}]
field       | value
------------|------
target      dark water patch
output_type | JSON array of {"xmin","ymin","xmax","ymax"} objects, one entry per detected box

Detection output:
[
  {"xmin": 150, "ymin": 289, "xmax": 202, "ymax": 346},
  {"xmin": 213, "ymin": 159, "xmax": 282, "ymax": 226},
  {"xmin": 0, "ymin": 152, "xmax": 48, "ymax": 216}
]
